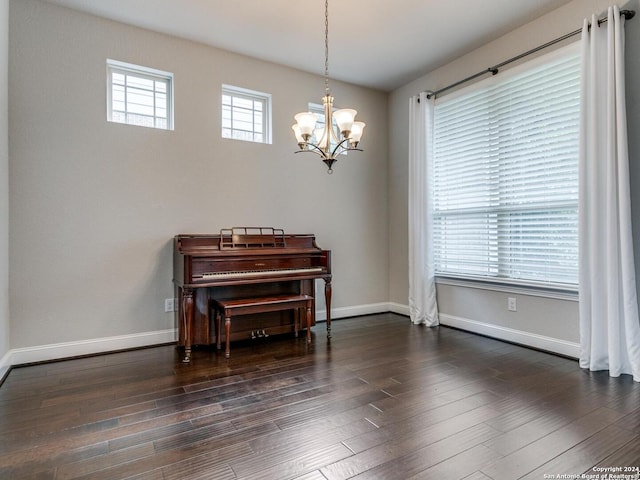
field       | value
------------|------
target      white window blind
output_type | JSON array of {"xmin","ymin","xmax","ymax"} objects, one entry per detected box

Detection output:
[
  {"xmin": 432, "ymin": 44, "xmax": 580, "ymax": 289},
  {"xmin": 222, "ymin": 85, "xmax": 271, "ymax": 144},
  {"xmin": 107, "ymin": 59, "xmax": 173, "ymax": 130}
]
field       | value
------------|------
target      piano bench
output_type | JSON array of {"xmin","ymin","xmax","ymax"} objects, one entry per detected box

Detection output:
[{"xmin": 211, "ymin": 294, "xmax": 314, "ymax": 358}]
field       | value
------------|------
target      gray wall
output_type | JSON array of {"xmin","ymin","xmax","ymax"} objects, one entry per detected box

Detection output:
[
  {"xmin": 1, "ymin": 0, "xmax": 8, "ymax": 369},
  {"xmin": 389, "ymin": 0, "xmax": 639, "ymax": 354},
  {"xmin": 8, "ymin": 0, "xmax": 389, "ymax": 354}
]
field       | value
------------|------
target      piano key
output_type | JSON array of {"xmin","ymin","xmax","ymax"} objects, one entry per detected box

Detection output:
[{"xmin": 194, "ymin": 266, "xmax": 324, "ymax": 280}]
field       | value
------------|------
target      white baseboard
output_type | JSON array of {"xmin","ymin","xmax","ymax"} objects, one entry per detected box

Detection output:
[
  {"xmin": 389, "ymin": 302, "xmax": 410, "ymax": 316},
  {"xmin": 386, "ymin": 303, "xmax": 578, "ymax": 358},
  {"xmin": 1, "ymin": 304, "xmax": 578, "ymax": 369},
  {"xmin": 439, "ymin": 313, "xmax": 580, "ymax": 358},
  {"xmin": 7, "ymin": 329, "xmax": 177, "ymax": 366},
  {"xmin": 323, "ymin": 302, "xmax": 391, "ymax": 320},
  {"xmin": 2, "ymin": 303, "xmax": 392, "ymax": 368}
]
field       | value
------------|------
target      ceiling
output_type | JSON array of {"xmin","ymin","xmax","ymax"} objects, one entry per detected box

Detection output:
[{"xmin": 40, "ymin": 0, "xmax": 574, "ymax": 91}]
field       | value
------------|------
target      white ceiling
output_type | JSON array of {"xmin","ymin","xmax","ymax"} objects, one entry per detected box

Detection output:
[{"xmin": 40, "ymin": 0, "xmax": 574, "ymax": 91}]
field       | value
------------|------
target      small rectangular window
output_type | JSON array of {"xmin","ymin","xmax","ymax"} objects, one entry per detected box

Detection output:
[
  {"xmin": 107, "ymin": 59, "xmax": 174, "ymax": 130},
  {"xmin": 222, "ymin": 85, "xmax": 271, "ymax": 144}
]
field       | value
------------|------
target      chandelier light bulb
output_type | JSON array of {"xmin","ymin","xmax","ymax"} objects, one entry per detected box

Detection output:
[
  {"xmin": 333, "ymin": 109, "xmax": 357, "ymax": 136},
  {"xmin": 349, "ymin": 121, "xmax": 365, "ymax": 146},
  {"xmin": 294, "ymin": 112, "xmax": 317, "ymax": 137},
  {"xmin": 292, "ymin": 124, "xmax": 305, "ymax": 146}
]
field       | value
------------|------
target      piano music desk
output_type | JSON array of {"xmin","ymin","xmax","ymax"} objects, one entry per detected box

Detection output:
[{"xmin": 212, "ymin": 294, "xmax": 314, "ymax": 358}]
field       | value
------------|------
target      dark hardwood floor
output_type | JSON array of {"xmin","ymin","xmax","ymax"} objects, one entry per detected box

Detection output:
[{"xmin": 1, "ymin": 313, "xmax": 639, "ymax": 479}]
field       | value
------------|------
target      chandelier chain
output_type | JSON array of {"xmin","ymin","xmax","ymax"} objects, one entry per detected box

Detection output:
[
  {"xmin": 324, "ymin": 0, "xmax": 329, "ymax": 95},
  {"xmin": 292, "ymin": 0, "xmax": 364, "ymax": 173}
]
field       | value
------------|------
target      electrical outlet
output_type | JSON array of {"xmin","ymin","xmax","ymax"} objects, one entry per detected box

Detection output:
[
  {"xmin": 164, "ymin": 298, "xmax": 175, "ymax": 312},
  {"xmin": 507, "ymin": 297, "xmax": 517, "ymax": 312}
]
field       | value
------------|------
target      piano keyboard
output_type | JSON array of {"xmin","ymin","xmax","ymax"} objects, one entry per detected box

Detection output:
[{"xmin": 194, "ymin": 266, "xmax": 324, "ymax": 280}]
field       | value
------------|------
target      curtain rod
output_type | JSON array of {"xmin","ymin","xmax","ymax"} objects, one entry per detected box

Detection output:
[{"xmin": 424, "ymin": 9, "xmax": 635, "ymax": 100}]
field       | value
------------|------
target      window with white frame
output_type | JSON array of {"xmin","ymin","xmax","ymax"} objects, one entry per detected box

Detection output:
[
  {"xmin": 222, "ymin": 85, "xmax": 271, "ymax": 144},
  {"xmin": 107, "ymin": 59, "xmax": 173, "ymax": 130},
  {"xmin": 431, "ymin": 44, "xmax": 580, "ymax": 290}
]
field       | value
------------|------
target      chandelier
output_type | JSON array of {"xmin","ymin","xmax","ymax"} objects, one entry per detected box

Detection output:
[{"xmin": 292, "ymin": 0, "xmax": 365, "ymax": 174}]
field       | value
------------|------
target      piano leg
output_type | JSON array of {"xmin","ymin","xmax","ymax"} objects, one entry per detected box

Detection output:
[
  {"xmin": 182, "ymin": 288, "xmax": 194, "ymax": 363},
  {"xmin": 324, "ymin": 278, "xmax": 332, "ymax": 339}
]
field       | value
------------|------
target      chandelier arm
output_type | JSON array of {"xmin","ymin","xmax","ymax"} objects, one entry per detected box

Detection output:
[
  {"xmin": 294, "ymin": 144, "xmax": 331, "ymax": 160},
  {"xmin": 329, "ymin": 137, "xmax": 362, "ymax": 158},
  {"xmin": 338, "ymin": 147, "xmax": 363, "ymax": 155},
  {"xmin": 295, "ymin": 139, "xmax": 363, "ymax": 160}
]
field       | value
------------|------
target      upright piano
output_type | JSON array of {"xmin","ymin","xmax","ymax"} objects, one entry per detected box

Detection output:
[{"xmin": 173, "ymin": 227, "xmax": 332, "ymax": 361}]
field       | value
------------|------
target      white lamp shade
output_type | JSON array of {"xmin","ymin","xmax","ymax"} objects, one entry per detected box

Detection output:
[
  {"xmin": 292, "ymin": 124, "xmax": 305, "ymax": 143},
  {"xmin": 294, "ymin": 112, "xmax": 317, "ymax": 136},
  {"xmin": 349, "ymin": 121, "xmax": 365, "ymax": 143},
  {"xmin": 333, "ymin": 108, "xmax": 357, "ymax": 133}
]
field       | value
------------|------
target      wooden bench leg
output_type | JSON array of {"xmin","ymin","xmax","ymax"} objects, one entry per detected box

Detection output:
[
  {"xmin": 306, "ymin": 301, "xmax": 312, "ymax": 344},
  {"xmin": 224, "ymin": 310, "xmax": 231, "ymax": 358},
  {"xmin": 216, "ymin": 309, "xmax": 222, "ymax": 351}
]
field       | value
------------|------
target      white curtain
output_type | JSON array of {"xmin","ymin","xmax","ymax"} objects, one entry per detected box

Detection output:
[
  {"xmin": 408, "ymin": 92, "xmax": 439, "ymax": 326},
  {"xmin": 579, "ymin": 5, "xmax": 640, "ymax": 381}
]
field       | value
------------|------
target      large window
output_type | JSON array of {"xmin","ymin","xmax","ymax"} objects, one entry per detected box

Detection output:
[
  {"xmin": 432, "ymin": 44, "xmax": 580, "ymax": 290},
  {"xmin": 222, "ymin": 85, "xmax": 271, "ymax": 144},
  {"xmin": 107, "ymin": 59, "xmax": 173, "ymax": 130}
]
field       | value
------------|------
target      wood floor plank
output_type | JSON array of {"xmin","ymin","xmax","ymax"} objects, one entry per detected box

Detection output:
[
  {"xmin": 480, "ymin": 407, "xmax": 626, "ymax": 480},
  {"xmin": 1, "ymin": 313, "xmax": 639, "ymax": 479},
  {"xmin": 65, "ymin": 424, "xmax": 270, "ymax": 480},
  {"xmin": 0, "ymin": 442, "xmax": 108, "ymax": 479},
  {"xmin": 406, "ymin": 444, "xmax": 503, "ymax": 480},
  {"xmin": 292, "ymin": 471, "xmax": 329, "ymax": 480},
  {"xmin": 249, "ymin": 418, "xmax": 377, "ymax": 458},
  {"xmin": 55, "ymin": 444, "xmax": 156, "ymax": 480},
  {"xmin": 331, "ymin": 397, "xmax": 503, "ymax": 475},
  {"xmin": 615, "ymin": 405, "xmax": 640, "ymax": 433},
  {"xmin": 462, "ymin": 472, "xmax": 494, "ymax": 480},
  {"xmin": 339, "ymin": 424, "xmax": 502, "ymax": 480},
  {"xmin": 233, "ymin": 443, "xmax": 353, "ymax": 480},
  {"xmin": 520, "ymin": 425, "xmax": 638, "ymax": 480},
  {"xmin": 482, "ymin": 409, "xmax": 575, "ymax": 456},
  {"xmin": 591, "ymin": 437, "xmax": 640, "ymax": 472},
  {"xmin": 363, "ymin": 390, "xmax": 502, "ymax": 431},
  {"xmin": 160, "ymin": 443, "xmax": 252, "ymax": 480},
  {"xmin": 190, "ymin": 376, "xmax": 373, "ymax": 431}
]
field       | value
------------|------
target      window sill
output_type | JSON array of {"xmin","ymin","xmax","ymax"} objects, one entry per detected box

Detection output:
[{"xmin": 435, "ymin": 275, "xmax": 578, "ymax": 302}]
